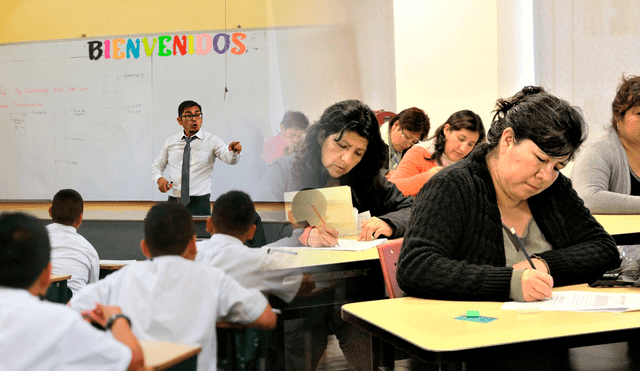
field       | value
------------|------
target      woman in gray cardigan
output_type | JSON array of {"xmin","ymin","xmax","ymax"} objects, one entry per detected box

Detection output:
[{"xmin": 571, "ymin": 74, "xmax": 640, "ymax": 214}]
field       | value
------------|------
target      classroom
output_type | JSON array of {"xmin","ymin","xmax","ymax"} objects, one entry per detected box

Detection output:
[{"xmin": 2, "ymin": 0, "xmax": 640, "ymax": 370}]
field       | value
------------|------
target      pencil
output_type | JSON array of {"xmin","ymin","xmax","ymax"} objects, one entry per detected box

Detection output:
[
  {"xmin": 507, "ymin": 227, "xmax": 536, "ymax": 270},
  {"xmin": 310, "ymin": 202, "xmax": 326, "ymax": 225}
]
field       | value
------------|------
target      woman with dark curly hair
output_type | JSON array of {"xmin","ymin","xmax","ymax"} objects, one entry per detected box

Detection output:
[
  {"xmin": 397, "ymin": 86, "xmax": 619, "ymax": 302},
  {"xmin": 259, "ymin": 99, "xmax": 412, "ymax": 247},
  {"xmin": 389, "ymin": 109, "xmax": 485, "ymax": 196},
  {"xmin": 571, "ymin": 74, "xmax": 640, "ymax": 213}
]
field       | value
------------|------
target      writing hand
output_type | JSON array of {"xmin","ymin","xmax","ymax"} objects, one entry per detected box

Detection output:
[
  {"xmin": 358, "ymin": 217, "xmax": 392, "ymax": 241},
  {"xmin": 307, "ymin": 225, "xmax": 339, "ymax": 247},
  {"xmin": 521, "ymin": 269, "xmax": 554, "ymax": 302},
  {"xmin": 229, "ymin": 141, "xmax": 242, "ymax": 154},
  {"xmin": 157, "ymin": 177, "xmax": 173, "ymax": 193},
  {"xmin": 513, "ymin": 258, "xmax": 548, "ymax": 274}
]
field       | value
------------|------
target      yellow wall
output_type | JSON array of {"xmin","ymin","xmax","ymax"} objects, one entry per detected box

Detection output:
[{"xmin": 0, "ymin": 0, "xmax": 347, "ymax": 43}]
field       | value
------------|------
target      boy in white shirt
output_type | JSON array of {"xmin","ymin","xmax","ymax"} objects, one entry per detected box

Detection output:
[
  {"xmin": 69, "ymin": 201, "xmax": 277, "ymax": 371},
  {"xmin": 196, "ymin": 190, "xmax": 312, "ymax": 303},
  {"xmin": 0, "ymin": 212, "xmax": 144, "ymax": 371},
  {"xmin": 46, "ymin": 189, "xmax": 100, "ymax": 295}
]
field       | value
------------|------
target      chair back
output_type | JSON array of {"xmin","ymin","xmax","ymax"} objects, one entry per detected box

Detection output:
[
  {"xmin": 377, "ymin": 238, "xmax": 404, "ymax": 298},
  {"xmin": 375, "ymin": 110, "xmax": 396, "ymax": 127}
]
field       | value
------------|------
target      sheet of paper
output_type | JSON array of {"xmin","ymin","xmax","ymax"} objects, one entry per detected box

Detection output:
[
  {"xmin": 99, "ymin": 259, "xmax": 138, "ymax": 265},
  {"xmin": 502, "ymin": 291, "xmax": 640, "ymax": 313},
  {"xmin": 265, "ymin": 238, "xmax": 387, "ymax": 252}
]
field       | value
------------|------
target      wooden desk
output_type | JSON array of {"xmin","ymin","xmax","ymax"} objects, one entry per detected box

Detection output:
[
  {"xmin": 140, "ymin": 340, "xmax": 201, "ymax": 371},
  {"xmin": 342, "ymin": 284, "xmax": 640, "ymax": 370},
  {"xmin": 46, "ymin": 274, "xmax": 71, "ymax": 303},
  {"xmin": 594, "ymin": 214, "xmax": 640, "ymax": 245},
  {"xmin": 99, "ymin": 259, "xmax": 138, "ymax": 279}
]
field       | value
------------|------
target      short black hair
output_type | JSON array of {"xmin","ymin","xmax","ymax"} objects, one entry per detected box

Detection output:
[
  {"xmin": 280, "ymin": 111, "xmax": 310, "ymax": 130},
  {"xmin": 0, "ymin": 212, "xmax": 50, "ymax": 289},
  {"xmin": 212, "ymin": 190, "xmax": 255, "ymax": 237},
  {"xmin": 178, "ymin": 100, "xmax": 202, "ymax": 117},
  {"xmin": 144, "ymin": 202, "xmax": 195, "ymax": 257},
  {"xmin": 51, "ymin": 189, "xmax": 83, "ymax": 225}
]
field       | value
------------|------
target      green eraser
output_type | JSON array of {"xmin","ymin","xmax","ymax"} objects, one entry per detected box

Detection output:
[{"xmin": 466, "ymin": 310, "xmax": 480, "ymax": 318}]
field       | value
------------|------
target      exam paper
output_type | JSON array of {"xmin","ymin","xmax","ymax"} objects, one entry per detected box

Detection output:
[
  {"xmin": 266, "ymin": 238, "xmax": 387, "ymax": 252},
  {"xmin": 502, "ymin": 291, "xmax": 640, "ymax": 313}
]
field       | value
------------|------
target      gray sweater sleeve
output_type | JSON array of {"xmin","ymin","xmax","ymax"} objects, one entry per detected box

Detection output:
[{"xmin": 571, "ymin": 130, "xmax": 640, "ymax": 214}]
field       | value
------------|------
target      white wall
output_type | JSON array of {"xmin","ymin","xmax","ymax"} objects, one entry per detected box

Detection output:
[{"xmin": 393, "ymin": 0, "xmax": 500, "ymax": 133}]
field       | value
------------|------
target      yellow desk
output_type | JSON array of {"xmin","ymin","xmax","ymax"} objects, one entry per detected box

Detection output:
[
  {"xmin": 46, "ymin": 274, "xmax": 72, "ymax": 303},
  {"xmin": 594, "ymin": 214, "xmax": 640, "ymax": 244},
  {"xmin": 140, "ymin": 340, "xmax": 201, "ymax": 371},
  {"xmin": 342, "ymin": 284, "xmax": 640, "ymax": 369}
]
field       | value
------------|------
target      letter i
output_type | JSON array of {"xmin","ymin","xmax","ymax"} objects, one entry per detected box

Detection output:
[{"xmin": 104, "ymin": 39, "xmax": 111, "ymax": 59}]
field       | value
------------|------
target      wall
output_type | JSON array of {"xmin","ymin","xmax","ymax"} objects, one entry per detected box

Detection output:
[
  {"xmin": 393, "ymin": 1, "xmax": 500, "ymax": 130},
  {"xmin": 0, "ymin": 0, "xmax": 396, "ymax": 201}
]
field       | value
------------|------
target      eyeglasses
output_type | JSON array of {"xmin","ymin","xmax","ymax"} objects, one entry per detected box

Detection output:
[
  {"xmin": 180, "ymin": 113, "xmax": 203, "ymax": 121},
  {"xmin": 401, "ymin": 129, "xmax": 420, "ymax": 145}
]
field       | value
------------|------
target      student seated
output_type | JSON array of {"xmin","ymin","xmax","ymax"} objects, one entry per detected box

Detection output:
[
  {"xmin": 0, "ymin": 212, "xmax": 144, "ymax": 371},
  {"xmin": 69, "ymin": 201, "xmax": 277, "ymax": 371},
  {"xmin": 196, "ymin": 190, "xmax": 312, "ymax": 303},
  {"xmin": 571, "ymin": 74, "xmax": 640, "ymax": 213},
  {"xmin": 397, "ymin": 86, "xmax": 620, "ymax": 302},
  {"xmin": 389, "ymin": 110, "xmax": 485, "ymax": 196},
  {"xmin": 261, "ymin": 111, "xmax": 310, "ymax": 165},
  {"xmin": 46, "ymin": 188, "xmax": 100, "ymax": 296},
  {"xmin": 380, "ymin": 107, "xmax": 430, "ymax": 174}
]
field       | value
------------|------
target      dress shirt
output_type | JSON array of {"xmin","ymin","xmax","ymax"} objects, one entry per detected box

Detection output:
[
  {"xmin": 196, "ymin": 233, "xmax": 303, "ymax": 303},
  {"xmin": 47, "ymin": 223, "xmax": 100, "ymax": 295},
  {"xmin": 151, "ymin": 129, "xmax": 240, "ymax": 198},
  {"xmin": 0, "ymin": 287, "xmax": 131, "ymax": 371},
  {"xmin": 69, "ymin": 255, "xmax": 268, "ymax": 371}
]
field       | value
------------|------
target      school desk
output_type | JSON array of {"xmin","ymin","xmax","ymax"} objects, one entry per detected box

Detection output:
[
  {"xmin": 594, "ymin": 214, "xmax": 640, "ymax": 245},
  {"xmin": 46, "ymin": 274, "xmax": 71, "ymax": 304},
  {"xmin": 140, "ymin": 340, "xmax": 201, "ymax": 371},
  {"xmin": 341, "ymin": 284, "xmax": 640, "ymax": 370}
]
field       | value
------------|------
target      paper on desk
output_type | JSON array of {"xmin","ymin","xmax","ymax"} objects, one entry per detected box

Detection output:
[
  {"xmin": 267, "ymin": 238, "xmax": 387, "ymax": 252},
  {"xmin": 502, "ymin": 291, "xmax": 640, "ymax": 313}
]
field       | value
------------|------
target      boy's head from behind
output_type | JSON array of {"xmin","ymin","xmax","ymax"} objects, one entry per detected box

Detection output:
[
  {"xmin": 50, "ymin": 189, "xmax": 84, "ymax": 226},
  {"xmin": 142, "ymin": 202, "xmax": 195, "ymax": 258},
  {"xmin": 0, "ymin": 212, "xmax": 51, "ymax": 290},
  {"xmin": 209, "ymin": 190, "xmax": 256, "ymax": 241}
]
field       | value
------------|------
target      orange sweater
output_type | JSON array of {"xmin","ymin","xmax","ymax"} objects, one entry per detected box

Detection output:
[{"xmin": 388, "ymin": 146, "xmax": 439, "ymax": 196}]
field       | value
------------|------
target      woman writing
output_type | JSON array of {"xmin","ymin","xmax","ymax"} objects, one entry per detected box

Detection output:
[
  {"xmin": 389, "ymin": 109, "xmax": 485, "ymax": 196},
  {"xmin": 260, "ymin": 99, "xmax": 412, "ymax": 246},
  {"xmin": 261, "ymin": 99, "xmax": 412, "ymax": 371},
  {"xmin": 397, "ymin": 87, "xmax": 620, "ymax": 302},
  {"xmin": 571, "ymin": 74, "xmax": 640, "ymax": 213}
]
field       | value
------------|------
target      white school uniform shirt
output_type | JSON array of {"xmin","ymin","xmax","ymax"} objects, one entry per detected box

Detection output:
[
  {"xmin": 0, "ymin": 287, "xmax": 131, "ymax": 371},
  {"xmin": 196, "ymin": 234, "xmax": 303, "ymax": 303},
  {"xmin": 69, "ymin": 255, "xmax": 268, "ymax": 371},
  {"xmin": 46, "ymin": 223, "xmax": 100, "ymax": 295},
  {"xmin": 151, "ymin": 129, "xmax": 240, "ymax": 198}
]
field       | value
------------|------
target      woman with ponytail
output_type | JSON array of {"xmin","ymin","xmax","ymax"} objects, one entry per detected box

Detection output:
[{"xmin": 397, "ymin": 87, "xmax": 619, "ymax": 302}]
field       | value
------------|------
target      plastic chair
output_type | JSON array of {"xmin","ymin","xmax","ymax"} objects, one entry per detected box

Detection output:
[
  {"xmin": 375, "ymin": 110, "xmax": 396, "ymax": 127},
  {"xmin": 376, "ymin": 238, "xmax": 404, "ymax": 298}
]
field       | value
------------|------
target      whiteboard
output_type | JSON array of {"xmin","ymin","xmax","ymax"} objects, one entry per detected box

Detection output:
[{"xmin": 0, "ymin": 25, "xmax": 364, "ymax": 201}]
